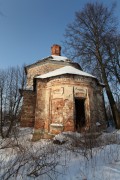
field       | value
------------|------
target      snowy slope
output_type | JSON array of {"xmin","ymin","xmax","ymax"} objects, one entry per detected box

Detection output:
[{"xmin": 0, "ymin": 128, "xmax": 120, "ymax": 180}]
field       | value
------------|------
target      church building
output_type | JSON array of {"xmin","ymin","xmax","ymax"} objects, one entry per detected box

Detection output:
[{"xmin": 20, "ymin": 44, "xmax": 106, "ymax": 141}]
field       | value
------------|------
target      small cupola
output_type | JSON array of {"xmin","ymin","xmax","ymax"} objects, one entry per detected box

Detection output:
[{"xmin": 51, "ymin": 44, "xmax": 61, "ymax": 56}]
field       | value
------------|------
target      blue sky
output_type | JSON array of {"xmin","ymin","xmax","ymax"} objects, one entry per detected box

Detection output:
[{"xmin": 0, "ymin": 0, "xmax": 120, "ymax": 68}]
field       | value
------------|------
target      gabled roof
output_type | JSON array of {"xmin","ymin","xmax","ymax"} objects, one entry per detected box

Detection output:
[
  {"xmin": 25, "ymin": 55, "xmax": 82, "ymax": 74},
  {"xmin": 36, "ymin": 66, "xmax": 96, "ymax": 79},
  {"xmin": 26, "ymin": 55, "xmax": 72, "ymax": 69}
]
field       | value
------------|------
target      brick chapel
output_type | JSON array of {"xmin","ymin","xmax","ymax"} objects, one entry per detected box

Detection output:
[{"xmin": 20, "ymin": 44, "xmax": 106, "ymax": 141}]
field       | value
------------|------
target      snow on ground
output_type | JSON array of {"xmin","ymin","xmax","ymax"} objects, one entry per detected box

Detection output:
[{"xmin": 0, "ymin": 127, "xmax": 120, "ymax": 180}]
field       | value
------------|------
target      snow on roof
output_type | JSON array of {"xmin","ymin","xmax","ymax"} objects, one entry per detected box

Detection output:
[
  {"xmin": 50, "ymin": 55, "xmax": 71, "ymax": 62},
  {"xmin": 25, "ymin": 55, "xmax": 72, "ymax": 70},
  {"xmin": 36, "ymin": 66, "xmax": 96, "ymax": 79}
]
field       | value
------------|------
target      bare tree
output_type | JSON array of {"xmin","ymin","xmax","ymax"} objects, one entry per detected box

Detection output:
[
  {"xmin": 63, "ymin": 2, "xmax": 120, "ymax": 128},
  {"xmin": 0, "ymin": 70, "xmax": 7, "ymax": 137},
  {"xmin": 0, "ymin": 66, "xmax": 26, "ymax": 138},
  {"xmin": 104, "ymin": 35, "xmax": 120, "ymax": 84}
]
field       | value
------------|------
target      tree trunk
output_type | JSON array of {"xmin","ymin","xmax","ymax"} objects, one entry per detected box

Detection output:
[
  {"xmin": 6, "ymin": 117, "xmax": 14, "ymax": 137},
  {"xmin": 101, "ymin": 66, "xmax": 120, "ymax": 128}
]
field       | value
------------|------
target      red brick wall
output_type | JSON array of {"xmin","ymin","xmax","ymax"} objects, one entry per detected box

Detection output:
[
  {"xmin": 34, "ymin": 79, "xmax": 47, "ymax": 129},
  {"xmin": 21, "ymin": 73, "xmax": 106, "ymax": 140},
  {"xmin": 20, "ymin": 90, "xmax": 36, "ymax": 127}
]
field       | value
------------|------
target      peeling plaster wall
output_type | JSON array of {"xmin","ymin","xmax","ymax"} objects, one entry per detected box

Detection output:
[{"xmin": 32, "ymin": 75, "xmax": 106, "ymax": 140}]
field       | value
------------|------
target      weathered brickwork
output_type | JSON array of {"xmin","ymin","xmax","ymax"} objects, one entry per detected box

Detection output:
[
  {"xmin": 31, "ymin": 75, "xmax": 106, "ymax": 140},
  {"xmin": 20, "ymin": 90, "xmax": 36, "ymax": 127},
  {"xmin": 51, "ymin": 44, "xmax": 61, "ymax": 56},
  {"xmin": 20, "ymin": 45, "xmax": 106, "ymax": 141}
]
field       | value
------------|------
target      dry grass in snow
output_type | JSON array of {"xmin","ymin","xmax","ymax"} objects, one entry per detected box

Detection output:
[{"xmin": 0, "ymin": 127, "xmax": 120, "ymax": 180}]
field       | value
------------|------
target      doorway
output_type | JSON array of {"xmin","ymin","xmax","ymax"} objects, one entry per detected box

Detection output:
[{"xmin": 75, "ymin": 98, "xmax": 86, "ymax": 132}]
